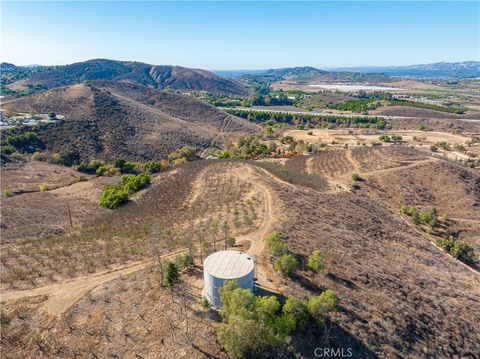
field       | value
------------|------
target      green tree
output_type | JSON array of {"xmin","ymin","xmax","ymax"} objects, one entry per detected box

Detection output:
[
  {"xmin": 99, "ymin": 185, "xmax": 128, "ymax": 209},
  {"xmin": 163, "ymin": 261, "xmax": 180, "ymax": 287},
  {"xmin": 307, "ymin": 290, "xmax": 339, "ymax": 327},
  {"xmin": 274, "ymin": 254, "xmax": 298, "ymax": 277},
  {"xmin": 307, "ymin": 249, "xmax": 326, "ymax": 272},
  {"xmin": 266, "ymin": 232, "xmax": 288, "ymax": 257},
  {"xmin": 282, "ymin": 297, "xmax": 309, "ymax": 331}
]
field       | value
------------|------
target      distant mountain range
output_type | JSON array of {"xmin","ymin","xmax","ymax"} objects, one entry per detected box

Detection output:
[
  {"xmin": 1, "ymin": 59, "xmax": 249, "ymax": 96},
  {"xmin": 330, "ymin": 61, "xmax": 480, "ymax": 79},
  {"xmin": 215, "ymin": 61, "xmax": 480, "ymax": 80}
]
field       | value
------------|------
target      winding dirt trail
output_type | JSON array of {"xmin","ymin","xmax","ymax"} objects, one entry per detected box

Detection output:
[
  {"xmin": 1, "ymin": 163, "xmax": 284, "ymax": 315},
  {"xmin": 231, "ymin": 165, "xmax": 282, "ymax": 293}
]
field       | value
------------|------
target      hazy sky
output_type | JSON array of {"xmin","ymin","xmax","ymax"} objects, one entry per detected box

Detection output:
[{"xmin": 1, "ymin": 1, "xmax": 479, "ymax": 69}]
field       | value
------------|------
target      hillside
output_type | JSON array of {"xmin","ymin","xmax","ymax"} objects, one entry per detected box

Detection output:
[
  {"xmin": 1, "ymin": 147, "xmax": 479, "ymax": 358},
  {"xmin": 4, "ymin": 59, "xmax": 249, "ymax": 96},
  {"xmin": 1, "ymin": 81, "xmax": 259, "ymax": 161}
]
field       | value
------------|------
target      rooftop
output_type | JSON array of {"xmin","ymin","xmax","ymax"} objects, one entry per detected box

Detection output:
[{"xmin": 204, "ymin": 250, "xmax": 254, "ymax": 279}]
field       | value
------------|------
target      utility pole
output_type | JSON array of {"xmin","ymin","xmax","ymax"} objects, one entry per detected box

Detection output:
[{"xmin": 67, "ymin": 202, "xmax": 73, "ymax": 228}]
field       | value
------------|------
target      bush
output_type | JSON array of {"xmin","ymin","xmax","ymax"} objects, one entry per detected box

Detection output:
[
  {"xmin": 113, "ymin": 159, "xmax": 137, "ymax": 174},
  {"xmin": 351, "ymin": 172, "xmax": 361, "ymax": 181},
  {"xmin": 39, "ymin": 183, "xmax": 48, "ymax": 192},
  {"xmin": 76, "ymin": 160, "xmax": 102, "ymax": 174},
  {"xmin": 274, "ymin": 254, "xmax": 298, "ymax": 277},
  {"xmin": 57, "ymin": 150, "xmax": 80, "ymax": 166},
  {"xmin": 96, "ymin": 165, "xmax": 106, "ymax": 176},
  {"xmin": 3, "ymin": 190, "xmax": 12, "ymax": 198},
  {"xmin": 266, "ymin": 232, "xmax": 288, "ymax": 256},
  {"xmin": 144, "ymin": 161, "xmax": 162, "ymax": 173},
  {"xmin": 437, "ymin": 237, "xmax": 475, "ymax": 264},
  {"xmin": 121, "ymin": 173, "xmax": 151, "ymax": 192},
  {"xmin": 177, "ymin": 254, "xmax": 194, "ymax": 270},
  {"xmin": 379, "ymin": 134, "xmax": 390, "ymax": 142},
  {"xmin": 307, "ymin": 290, "xmax": 339, "ymax": 327},
  {"xmin": 163, "ymin": 261, "xmax": 180, "ymax": 287},
  {"xmin": 307, "ymin": 250, "xmax": 326, "ymax": 272},
  {"xmin": 99, "ymin": 184, "xmax": 129, "ymax": 209}
]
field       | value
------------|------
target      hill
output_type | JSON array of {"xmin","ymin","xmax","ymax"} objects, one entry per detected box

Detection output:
[
  {"xmin": 4, "ymin": 59, "xmax": 249, "ymax": 96},
  {"xmin": 238, "ymin": 66, "xmax": 391, "ymax": 84},
  {"xmin": 1, "ymin": 147, "xmax": 479, "ymax": 358},
  {"xmin": 1, "ymin": 81, "xmax": 259, "ymax": 161}
]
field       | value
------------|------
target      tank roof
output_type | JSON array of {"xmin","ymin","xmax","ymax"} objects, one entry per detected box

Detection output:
[{"xmin": 204, "ymin": 250, "xmax": 254, "ymax": 279}]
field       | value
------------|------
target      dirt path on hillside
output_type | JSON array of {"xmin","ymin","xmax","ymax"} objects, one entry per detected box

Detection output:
[
  {"xmin": 231, "ymin": 165, "xmax": 283, "ymax": 293},
  {"xmin": 1, "ymin": 164, "xmax": 284, "ymax": 315}
]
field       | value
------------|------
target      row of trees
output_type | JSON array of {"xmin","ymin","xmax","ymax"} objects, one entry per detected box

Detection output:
[{"xmin": 225, "ymin": 109, "xmax": 386, "ymax": 130}]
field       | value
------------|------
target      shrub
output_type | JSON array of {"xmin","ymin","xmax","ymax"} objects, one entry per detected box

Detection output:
[
  {"xmin": 121, "ymin": 173, "xmax": 151, "ymax": 192},
  {"xmin": 144, "ymin": 161, "xmax": 162, "ymax": 173},
  {"xmin": 76, "ymin": 160, "xmax": 102, "ymax": 174},
  {"xmin": 201, "ymin": 297, "xmax": 210, "ymax": 309},
  {"xmin": 3, "ymin": 190, "xmax": 12, "ymax": 198},
  {"xmin": 57, "ymin": 150, "xmax": 80, "ymax": 166},
  {"xmin": 274, "ymin": 254, "xmax": 298, "ymax": 277},
  {"xmin": 163, "ymin": 261, "xmax": 180, "ymax": 287},
  {"xmin": 113, "ymin": 159, "xmax": 137, "ymax": 174},
  {"xmin": 39, "ymin": 183, "xmax": 48, "ymax": 192},
  {"xmin": 379, "ymin": 134, "xmax": 390, "ymax": 142},
  {"xmin": 307, "ymin": 290, "xmax": 339, "ymax": 327},
  {"xmin": 351, "ymin": 172, "xmax": 361, "ymax": 181},
  {"xmin": 437, "ymin": 237, "xmax": 475, "ymax": 264},
  {"xmin": 307, "ymin": 250, "xmax": 326, "ymax": 272},
  {"xmin": 266, "ymin": 232, "xmax": 288, "ymax": 256},
  {"xmin": 96, "ymin": 165, "xmax": 106, "ymax": 176},
  {"xmin": 99, "ymin": 185, "xmax": 128, "ymax": 209}
]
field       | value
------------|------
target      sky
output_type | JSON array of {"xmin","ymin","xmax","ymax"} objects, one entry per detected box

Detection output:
[{"xmin": 1, "ymin": 1, "xmax": 479, "ymax": 70}]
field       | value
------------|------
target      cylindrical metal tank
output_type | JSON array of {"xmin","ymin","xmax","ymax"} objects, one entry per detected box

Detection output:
[{"xmin": 203, "ymin": 250, "xmax": 255, "ymax": 308}]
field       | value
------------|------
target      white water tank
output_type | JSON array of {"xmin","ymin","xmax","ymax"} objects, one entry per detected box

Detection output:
[{"xmin": 203, "ymin": 250, "xmax": 255, "ymax": 308}]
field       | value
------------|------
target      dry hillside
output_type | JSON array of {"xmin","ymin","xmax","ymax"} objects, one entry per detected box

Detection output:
[
  {"xmin": 7, "ymin": 59, "xmax": 249, "ymax": 96},
  {"xmin": 1, "ymin": 82, "xmax": 259, "ymax": 161},
  {"xmin": 1, "ymin": 146, "xmax": 479, "ymax": 358}
]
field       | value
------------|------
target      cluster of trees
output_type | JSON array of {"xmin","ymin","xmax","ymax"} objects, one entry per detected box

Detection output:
[
  {"xmin": 217, "ymin": 135, "xmax": 277, "ymax": 159},
  {"xmin": 379, "ymin": 134, "xmax": 403, "ymax": 143},
  {"xmin": 99, "ymin": 173, "xmax": 151, "ymax": 209},
  {"xmin": 400, "ymin": 205, "xmax": 476, "ymax": 264},
  {"xmin": 217, "ymin": 280, "xmax": 339, "ymax": 358},
  {"xmin": 436, "ymin": 236, "xmax": 475, "ymax": 264},
  {"xmin": 400, "ymin": 206, "xmax": 441, "ymax": 229},
  {"xmin": 225, "ymin": 109, "xmax": 386, "ymax": 130},
  {"xmin": 266, "ymin": 232, "xmax": 299, "ymax": 276},
  {"xmin": 75, "ymin": 158, "xmax": 169, "ymax": 176},
  {"xmin": 328, "ymin": 98, "xmax": 382, "ymax": 113},
  {"xmin": 266, "ymin": 232, "xmax": 326, "ymax": 277},
  {"xmin": 0, "ymin": 130, "xmax": 44, "ymax": 156}
]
